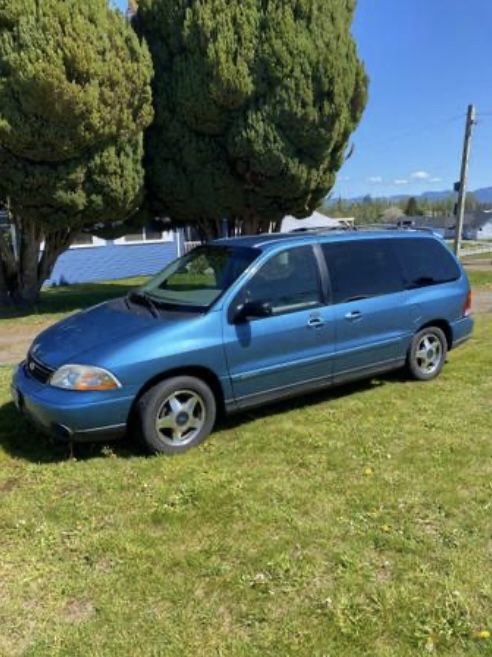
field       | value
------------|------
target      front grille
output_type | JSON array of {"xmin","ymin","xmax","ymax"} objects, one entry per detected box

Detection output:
[{"xmin": 25, "ymin": 353, "xmax": 54, "ymax": 384}]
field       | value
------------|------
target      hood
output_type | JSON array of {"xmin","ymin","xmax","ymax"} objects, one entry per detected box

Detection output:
[{"xmin": 30, "ymin": 298, "xmax": 189, "ymax": 369}]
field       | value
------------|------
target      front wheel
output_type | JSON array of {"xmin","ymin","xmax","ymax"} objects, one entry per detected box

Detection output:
[
  {"xmin": 407, "ymin": 326, "xmax": 448, "ymax": 381},
  {"xmin": 137, "ymin": 376, "xmax": 216, "ymax": 454}
]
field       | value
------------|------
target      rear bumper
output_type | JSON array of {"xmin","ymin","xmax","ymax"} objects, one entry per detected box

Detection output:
[
  {"xmin": 11, "ymin": 363, "xmax": 133, "ymax": 442},
  {"xmin": 450, "ymin": 316, "xmax": 474, "ymax": 348}
]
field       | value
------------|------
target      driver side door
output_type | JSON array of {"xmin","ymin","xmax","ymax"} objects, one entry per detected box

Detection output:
[{"xmin": 222, "ymin": 245, "xmax": 336, "ymax": 409}]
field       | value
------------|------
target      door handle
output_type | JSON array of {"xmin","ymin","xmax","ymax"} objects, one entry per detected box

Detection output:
[
  {"xmin": 345, "ymin": 310, "xmax": 362, "ymax": 321},
  {"xmin": 307, "ymin": 317, "xmax": 324, "ymax": 328}
]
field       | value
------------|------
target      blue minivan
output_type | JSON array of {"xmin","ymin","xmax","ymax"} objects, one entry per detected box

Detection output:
[{"xmin": 12, "ymin": 230, "xmax": 473, "ymax": 454}]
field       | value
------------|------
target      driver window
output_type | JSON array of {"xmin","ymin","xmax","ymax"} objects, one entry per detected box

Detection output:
[{"xmin": 240, "ymin": 245, "xmax": 322, "ymax": 315}]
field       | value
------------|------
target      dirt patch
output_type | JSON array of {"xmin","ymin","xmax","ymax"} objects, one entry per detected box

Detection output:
[
  {"xmin": 463, "ymin": 259, "xmax": 492, "ymax": 269},
  {"xmin": 473, "ymin": 290, "xmax": 492, "ymax": 314},
  {"xmin": 0, "ymin": 321, "xmax": 54, "ymax": 366},
  {"xmin": 0, "ymin": 477, "xmax": 21, "ymax": 493},
  {"xmin": 62, "ymin": 599, "xmax": 96, "ymax": 624},
  {"xmin": 95, "ymin": 558, "xmax": 114, "ymax": 573},
  {"xmin": 375, "ymin": 561, "xmax": 392, "ymax": 583}
]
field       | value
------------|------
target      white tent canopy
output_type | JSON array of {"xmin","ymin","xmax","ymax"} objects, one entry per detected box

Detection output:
[{"xmin": 280, "ymin": 211, "xmax": 354, "ymax": 233}]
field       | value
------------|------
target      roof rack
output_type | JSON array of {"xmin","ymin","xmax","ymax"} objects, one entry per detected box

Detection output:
[
  {"xmin": 289, "ymin": 225, "xmax": 354, "ymax": 233},
  {"xmin": 287, "ymin": 223, "xmax": 441, "ymax": 236},
  {"xmin": 354, "ymin": 224, "xmax": 440, "ymax": 235}
]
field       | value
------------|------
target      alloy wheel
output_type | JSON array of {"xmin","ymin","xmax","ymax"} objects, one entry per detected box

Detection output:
[
  {"xmin": 155, "ymin": 389, "xmax": 206, "ymax": 446},
  {"xmin": 415, "ymin": 333, "xmax": 443, "ymax": 375}
]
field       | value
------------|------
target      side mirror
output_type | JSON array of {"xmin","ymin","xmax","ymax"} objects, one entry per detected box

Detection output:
[{"xmin": 232, "ymin": 300, "xmax": 273, "ymax": 323}]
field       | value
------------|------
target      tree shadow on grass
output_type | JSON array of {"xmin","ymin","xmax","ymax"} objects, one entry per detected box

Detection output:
[
  {"xmin": 217, "ymin": 370, "xmax": 410, "ymax": 433},
  {"xmin": 0, "ymin": 400, "xmax": 145, "ymax": 465},
  {"xmin": 0, "ymin": 370, "xmax": 411, "ymax": 464}
]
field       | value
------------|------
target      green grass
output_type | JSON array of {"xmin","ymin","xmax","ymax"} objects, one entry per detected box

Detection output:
[
  {"xmin": 465, "ymin": 269, "xmax": 492, "ymax": 288},
  {"xmin": 0, "ymin": 277, "xmax": 148, "ymax": 329},
  {"xmin": 459, "ymin": 241, "xmax": 492, "ymax": 250},
  {"xmin": 462, "ymin": 251, "xmax": 492, "ymax": 262},
  {"xmin": 0, "ymin": 281, "xmax": 491, "ymax": 655}
]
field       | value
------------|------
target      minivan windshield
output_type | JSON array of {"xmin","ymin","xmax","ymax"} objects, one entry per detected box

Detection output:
[{"xmin": 138, "ymin": 245, "xmax": 260, "ymax": 311}]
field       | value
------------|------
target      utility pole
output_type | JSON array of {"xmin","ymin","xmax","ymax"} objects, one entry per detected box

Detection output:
[{"xmin": 453, "ymin": 104, "xmax": 476, "ymax": 256}]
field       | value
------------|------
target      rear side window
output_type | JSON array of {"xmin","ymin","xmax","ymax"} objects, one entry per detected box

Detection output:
[
  {"xmin": 322, "ymin": 240, "xmax": 403, "ymax": 304},
  {"xmin": 393, "ymin": 238, "xmax": 461, "ymax": 288}
]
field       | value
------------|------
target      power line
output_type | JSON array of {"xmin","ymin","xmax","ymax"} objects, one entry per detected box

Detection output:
[{"xmin": 353, "ymin": 112, "xmax": 466, "ymax": 151}]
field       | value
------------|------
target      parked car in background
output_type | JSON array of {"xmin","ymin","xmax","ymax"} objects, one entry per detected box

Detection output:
[{"xmin": 12, "ymin": 229, "xmax": 473, "ymax": 454}]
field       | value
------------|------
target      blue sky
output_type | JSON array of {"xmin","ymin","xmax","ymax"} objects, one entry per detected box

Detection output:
[
  {"xmin": 336, "ymin": 0, "xmax": 492, "ymax": 198},
  {"xmin": 113, "ymin": 0, "xmax": 491, "ymax": 198}
]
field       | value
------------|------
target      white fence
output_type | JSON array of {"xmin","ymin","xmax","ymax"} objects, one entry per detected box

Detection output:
[
  {"xmin": 461, "ymin": 243, "xmax": 492, "ymax": 257},
  {"xmin": 184, "ymin": 241, "xmax": 202, "ymax": 254}
]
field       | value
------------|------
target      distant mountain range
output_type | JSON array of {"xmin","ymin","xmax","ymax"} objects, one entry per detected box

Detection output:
[{"xmin": 330, "ymin": 186, "xmax": 492, "ymax": 204}]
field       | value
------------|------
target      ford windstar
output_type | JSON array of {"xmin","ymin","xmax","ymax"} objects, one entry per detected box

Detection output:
[{"xmin": 11, "ymin": 230, "xmax": 473, "ymax": 454}]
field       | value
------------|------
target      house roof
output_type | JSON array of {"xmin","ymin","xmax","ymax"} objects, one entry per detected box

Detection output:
[
  {"xmin": 392, "ymin": 211, "xmax": 492, "ymax": 230},
  {"xmin": 405, "ymin": 215, "xmax": 452, "ymax": 229},
  {"xmin": 465, "ymin": 211, "xmax": 492, "ymax": 229}
]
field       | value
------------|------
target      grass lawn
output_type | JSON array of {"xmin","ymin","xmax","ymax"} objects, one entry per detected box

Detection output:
[
  {"xmin": 0, "ymin": 278, "xmax": 491, "ymax": 656},
  {"xmin": 461, "ymin": 251, "xmax": 492, "ymax": 262},
  {"xmin": 0, "ymin": 278, "xmax": 148, "ymax": 329},
  {"xmin": 466, "ymin": 269, "xmax": 492, "ymax": 288}
]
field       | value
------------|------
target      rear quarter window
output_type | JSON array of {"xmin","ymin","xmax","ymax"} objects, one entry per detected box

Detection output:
[{"xmin": 393, "ymin": 238, "xmax": 461, "ymax": 288}]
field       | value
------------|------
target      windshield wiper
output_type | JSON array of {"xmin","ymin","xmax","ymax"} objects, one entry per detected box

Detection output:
[{"xmin": 127, "ymin": 291, "xmax": 159, "ymax": 318}]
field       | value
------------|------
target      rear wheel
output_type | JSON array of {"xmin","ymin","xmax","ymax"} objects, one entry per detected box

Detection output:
[
  {"xmin": 137, "ymin": 376, "xmax": 216, "ymax": 454},
  {"xmin": 407, "ymin": 326, "xmax": 447, "ymax": 381}
]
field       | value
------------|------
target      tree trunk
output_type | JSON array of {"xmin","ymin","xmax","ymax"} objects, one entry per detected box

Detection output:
[
  {"xmin": 0, "ymin": 217, "xmax": 72, "ymax": 308},
  {"xmin": 234, "ymin": 213, "xmax": 265, "ymax": 236},
  {"xmin": 196, "ymin": 218, "xmax": 222, "ymax": 242},
  {"xmin": 0, "ymin": 261, "xmax": 11, "ymax": 307},
  {"xmin": 38, "ymin": 229, "xmax": 72, "ymax": 286},
  {"xmin": 15, "ymin": 218, "xmax": 42, "ymax": 304}
]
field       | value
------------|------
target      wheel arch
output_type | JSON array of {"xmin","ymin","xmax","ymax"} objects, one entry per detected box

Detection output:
[
  {"xmin": 130, "ymin": 366, "xmax": 226, "ymax": 418},
  {"xmin": 415, "ymin": 319, "xmax": 452, "ymax": 350}
]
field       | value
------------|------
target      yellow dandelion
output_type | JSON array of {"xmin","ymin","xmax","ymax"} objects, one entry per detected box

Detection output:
[
  {"xmin": 474, "ymin": 630, "xmax": 490, "ymax": 640},
  {"xmin": 425, "ymin": 635, "xmax": 437, "ymax": 652}
]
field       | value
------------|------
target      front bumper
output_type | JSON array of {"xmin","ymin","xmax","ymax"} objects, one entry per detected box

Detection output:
[{"xmin": 11, "ymin": 363, "xmax": 135, "ymax": 442}]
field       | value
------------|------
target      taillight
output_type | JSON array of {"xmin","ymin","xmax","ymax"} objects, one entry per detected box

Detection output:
[{"xmin": 463, "ymin": 289, "xmax": 472, "ymax": 317}]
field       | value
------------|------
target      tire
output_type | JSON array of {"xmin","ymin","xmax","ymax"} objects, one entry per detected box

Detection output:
[
  {"xmin": 407, "ymin": 326, "xmax": 448, "ymax": 381},
  {"xmin": 137, "ymin": 376, "xmax": 216, "ymax": 455}
]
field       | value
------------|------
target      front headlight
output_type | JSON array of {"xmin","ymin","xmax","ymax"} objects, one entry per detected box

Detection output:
[{"xmin": 50, "ymin": 365, "xmax": 122, "ymax": 391}]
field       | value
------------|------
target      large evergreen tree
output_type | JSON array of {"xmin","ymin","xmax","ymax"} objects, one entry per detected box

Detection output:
[
  {"xmin": 0, "ymin": 0, "xmax": 153, "ymax": 305},
  {"xmin": 136, "ymin": 0, "xmax": 367, "ymax": 237}
]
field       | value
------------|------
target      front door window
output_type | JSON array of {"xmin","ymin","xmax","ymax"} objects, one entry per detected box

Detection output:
[{"xmin": 237, "ymin": 245, "xmax": 322, "ymax": 315}]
